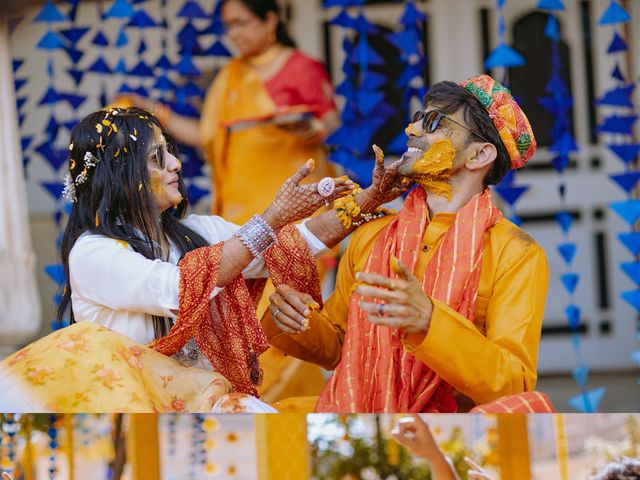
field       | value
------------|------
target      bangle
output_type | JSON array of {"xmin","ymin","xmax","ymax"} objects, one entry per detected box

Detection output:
[{"xmin": 234, "ymin": 215, "xmax": 278, "ymax": 257}]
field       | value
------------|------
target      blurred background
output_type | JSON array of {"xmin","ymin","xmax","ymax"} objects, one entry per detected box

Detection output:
[
  {"xmin": 0, "ymin": 0, "xmax": 639, "ymax": 411},
  {"xmin": 0, "ymin": 413, "xmax": 638, "ymax": 479}
]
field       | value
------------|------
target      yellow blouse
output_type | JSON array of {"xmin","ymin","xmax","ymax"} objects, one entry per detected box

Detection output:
[{"xmin": 263, "ymin": 210, "xmax": 549, "ymax": 409}]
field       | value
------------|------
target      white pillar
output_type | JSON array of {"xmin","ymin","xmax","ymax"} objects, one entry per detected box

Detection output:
[{"xmin": 0, "ymin": 13, "xmax": 42, "ymax": 356}]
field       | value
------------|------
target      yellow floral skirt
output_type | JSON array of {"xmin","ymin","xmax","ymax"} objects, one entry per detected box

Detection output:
[{"xmin": 0, "ymin": 322, "xmax": 233, "ymax": 413}]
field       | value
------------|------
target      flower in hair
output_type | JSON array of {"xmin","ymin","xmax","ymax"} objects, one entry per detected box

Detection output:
[
  {"xmin": 84, "ymin": 151, "xmax": 99, "ymax": 168},
  {"xmin": 62, "ymin": 173, "xmax": 77, "ymax": 202}
]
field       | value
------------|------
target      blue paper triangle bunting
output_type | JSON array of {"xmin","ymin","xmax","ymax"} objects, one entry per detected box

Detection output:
[
  {"xmin": 599, "ymin": 1, "xmax": 631, "ymax": 25},
  {"xmin": 537, "ymin": 0, "xmax": 565, "ymax": 10},
  {"xmin": 12, "ymin": 59, "xmax": 24, "ymax": 73},
  {"xmin": 620, "ymin": 261, "xmax": 640, "ymax": 286},
  {"xmin": 60, "ymin": 93, "xmax": 87, "ymax": 110},
  {"xmin": 34, "ymin": 1, "xmax": 69, "ymax": 23},
  {"xmin": 330, "ymin": 9, "xmax": 358, "ymax": 29},
  {"xmin": 177, "ymin": 1, "xmax": 210, "ymax": 19},
  {"xmin": 128, "ymin": 9, "xmax": 157, "ymax": 28},
  {"xmin": 41, "ymin": 181, "xmax": 65, "ymax": 201},
  {"xmin": 400, "ymin": 1, "xmax": 427, "ymax": 24},
  {"xmin": 556, "ymin": 211, "xmax": 573, "ymax": 233},
  {"xmin": 176, "ymin": 55, "xmax": 201, "ymax": 76},
  {"xmin": 63, "ymin": 47, "xmax": 84, "ymax": 64},
  {"xmin": 607, "ymin": 31, "xmax": 627, "ymax": 53},
  {"xmin": 44, "ymin": 264, "xmax": 65, "ymax": 284},
  {"xmin": 38, "ymin": 86, "xmax": 61, "ymax": 106},
  {"xmin": 621, "ymin": 290, "xmax": 640, "ymax": 312},
  {"xmin": 115, "ymin": 28, "xmax": 129, "ymax": 48},
  {"xmin": 92, "ymin": 31, "xmax": 109, "ymax": 47},
  {"xmin": 205, "ymin": 40, "xmax": 232, "ymax": 57},
  {"xmin": 596, "ymin": 115, "xmax": 638, "ymax": 135},
  {"xmin": 485, "ymin": 43, "xmax": 526, "ymax": 69},
  {"xmin": 618, "ymin": 232, "xmax": 640, "ymax": 256},
  {"xmin": 568, "ymin": 387, "xmax": 606, "ymax": 413},
  {"xmin": 610, "ymin": 171, "xmax": 640, "ymax": 193},
  {"xmin": 494, "ymin": 184, "xmax": 529, "ymax": 206},
  {"xmin": 565, "ymin": 304, "xmax": 581, "ymax": 330},
  {"xmin": 572, "ymin": 365, "xmax": 588, "ymax": 389},
  {"xmin": 611, "ymin": 199, "xmax": 640, "ymax": 225},
  {"xmin": 187, "ymin": 183, "xmax": 209, "ymax": 206},
  {"xmin": 611, "ymin": 63, "xmax": 625, "ymax": 82},
  {"xmin": 155, "ymin": 54, "xmax": 173, "ymax": 70},
  {"xmin": 16, "ymin": 96, "xmax": 27, "ymax": 111},
  {"xmin": 596, "ymin": 84, "xmax": 634, "ymax": 108},
  {"xmin": 66, "ymin": 68, "xmax": 85, "ymax": 86},
  {"xmin": 544, "ymin": 15, "xmax": 560, "ymax": 40},
  {"xmin": 88, "ymin": 56, "xmax": 111, "ymax": 74},
  {"xmin": 59, "ymin": 27, "xmax": 90, "ymax": 44},
  {"xmin": 558, "ymin": 242, "xmax": 576, "ymax": 265},
  {"xmin": 607, "ymin": 143, "xmax": 640, "ymax": 164},
  {"xmin": 104, "ymin": 0, "xmax": 135, "ymax": 19},
  {"xmin": 561, "ymin": 273, "xmax": 579, "ymax": 294},
  {"xmin": 37, "ymin": 30, "xmax": 67, "ymax": 50},
  {"xmin": 129, "ymin": 60, "xmax": 154, "ymax": 77},
  {"xmin": 114, "ymin": 58, "xmax": 128, "ymax": 75}
]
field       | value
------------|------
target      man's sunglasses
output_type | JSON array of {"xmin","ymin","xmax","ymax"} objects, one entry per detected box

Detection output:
[{"xmin": 412, "ymin": 110, "xmax": 492, "ymax": 144}]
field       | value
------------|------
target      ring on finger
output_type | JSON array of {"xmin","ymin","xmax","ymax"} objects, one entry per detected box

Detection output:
[
  {"xmin": 317, "ymin": 177, "xmax": 335, "ymax": 197},
  {"xmin": 274, "ymin": 308, "xmax": 280, "ymax": 319},
  {"xmin": 378, "ymin": 303, "xmax": 385, "ymax": 315}
]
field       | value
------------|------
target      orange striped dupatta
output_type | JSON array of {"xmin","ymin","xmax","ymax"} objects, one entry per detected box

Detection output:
[
  {"xmin": 149, "ymin": 224, "xmax": 322, "ymax": 397},
  {"xmin": 316, "ymin": 187, "xmax": 502, "ymax": 412}
]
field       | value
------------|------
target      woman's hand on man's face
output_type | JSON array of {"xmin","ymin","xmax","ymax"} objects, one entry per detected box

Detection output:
[{"xmin": 262, "ymin": 160, "xmax": 355, "ymax": 230}]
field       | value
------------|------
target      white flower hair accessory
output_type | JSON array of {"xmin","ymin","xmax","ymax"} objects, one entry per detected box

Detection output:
[{"xmin": 61, "ymin": 150, "xmax": 101, "ymax": 202}]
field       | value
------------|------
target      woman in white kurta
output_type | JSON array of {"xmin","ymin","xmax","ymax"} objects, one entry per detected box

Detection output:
[{"xmin": 0, "ymin": 107, "xmax": 407, "ymax": 412}]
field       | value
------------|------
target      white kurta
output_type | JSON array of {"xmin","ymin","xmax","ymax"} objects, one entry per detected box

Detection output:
[{"xmin": 68, "ymin": 214, "xmax": 326, "ymax": 352}]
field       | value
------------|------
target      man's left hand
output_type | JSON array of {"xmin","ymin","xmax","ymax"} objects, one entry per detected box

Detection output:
[{"xmin": 355, "ymin": 257, "xmax": 432, "ymax": 334}]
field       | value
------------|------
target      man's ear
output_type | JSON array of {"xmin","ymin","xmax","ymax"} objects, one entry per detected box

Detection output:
[{"xmin": 465, "ymin": 142, "xmax": 497, "ymax": 171}]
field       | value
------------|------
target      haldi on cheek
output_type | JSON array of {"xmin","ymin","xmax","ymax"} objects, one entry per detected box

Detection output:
[
  {"xmin": 150, "ymin": 170, "xmax": 164, "ymax": 195},
  {"xmin": 412, "ymin": 138, "xmax": 456, "ymax": 199}
]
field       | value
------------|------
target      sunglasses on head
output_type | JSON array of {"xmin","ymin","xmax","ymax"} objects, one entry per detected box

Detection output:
[{"xmin": 412, "ymin": 110, "xmax": 492, "ymax": 144}]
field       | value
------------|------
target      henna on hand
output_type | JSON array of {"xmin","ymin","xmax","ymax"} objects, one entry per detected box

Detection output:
[
  {"xmin": 359, "ymin": 145, "xmax": 414, "ymax": 211},
  {"xmin": 262, "ymin": 160, "xmax": 355, "ymax": 230}
]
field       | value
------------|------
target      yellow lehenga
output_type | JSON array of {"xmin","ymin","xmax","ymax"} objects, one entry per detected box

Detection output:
[{"xmin": 0, "ymin": 322, "xmax": 231, "ymax": 413}]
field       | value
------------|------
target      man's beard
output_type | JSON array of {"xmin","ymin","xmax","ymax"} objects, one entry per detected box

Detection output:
[{"xmin": 406, "ymin": 139, "xmax": 456, "ymax": 199}]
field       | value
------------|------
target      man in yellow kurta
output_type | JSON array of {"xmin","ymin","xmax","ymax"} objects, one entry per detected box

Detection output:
[{"xmin": 262, "ymin": 74, "xmax": 551, "ymax": 413}]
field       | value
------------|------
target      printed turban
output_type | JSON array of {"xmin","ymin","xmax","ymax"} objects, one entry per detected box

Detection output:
[{"xmin": 459, "ymin": 74, "xmax": 536, "ymax": 169}]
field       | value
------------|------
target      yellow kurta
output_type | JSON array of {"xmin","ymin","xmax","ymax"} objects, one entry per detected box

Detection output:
[{"xmin": 263, "ymin": 211, "xmax": 549, "ymax": 410}]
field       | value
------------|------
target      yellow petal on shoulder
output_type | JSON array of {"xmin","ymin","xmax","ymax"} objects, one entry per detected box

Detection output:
[
  {"xmin": 390, "ymin": 255, "xmax": 402, "ymax": 275},
  {"xmin": 115, "ymin": 240, "xmax": 129, "ymax": 249}
]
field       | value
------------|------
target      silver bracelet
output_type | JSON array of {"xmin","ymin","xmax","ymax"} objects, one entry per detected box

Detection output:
[{"xmin": 234, "ymin": 215, "xmax": 277, "ymax": 257}]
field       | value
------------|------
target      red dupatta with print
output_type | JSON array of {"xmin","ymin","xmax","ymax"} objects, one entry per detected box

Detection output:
[
  {"xmin": 149, "ymin": 224, "xmax": 322, "ymax": 397},
  {"xmin": 316, "ymin": 187, "xmax": 503, "ymax": 412}
]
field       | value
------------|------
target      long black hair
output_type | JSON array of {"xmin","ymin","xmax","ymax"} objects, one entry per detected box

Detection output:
[
  {"xmin": 223, "ymin": 0, "xmax": 296, "ymax": 48},
  {"xmin": 57, "ymin": 107, "xmax": 209, "ymax": 338}
]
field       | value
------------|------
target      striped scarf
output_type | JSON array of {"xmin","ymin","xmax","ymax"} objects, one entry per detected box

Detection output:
[{"xmin": 316, "ymin": 187, "xmax": 502, "ymax": 412}]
